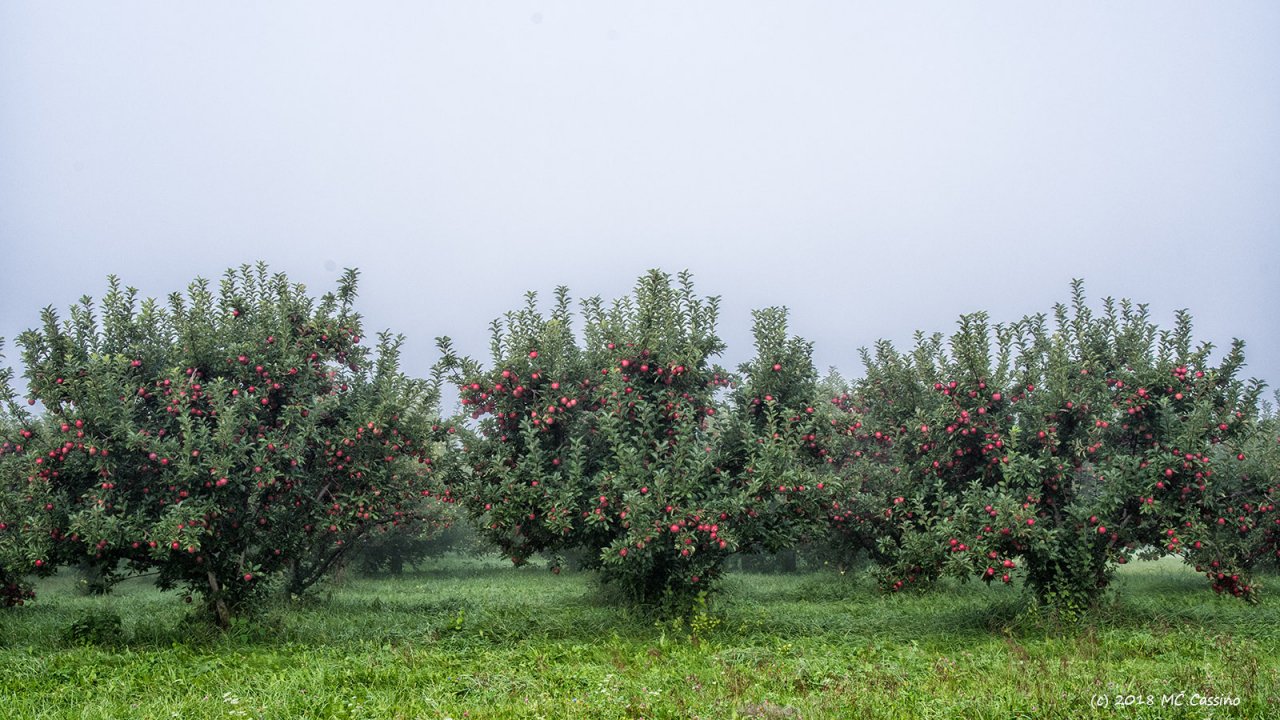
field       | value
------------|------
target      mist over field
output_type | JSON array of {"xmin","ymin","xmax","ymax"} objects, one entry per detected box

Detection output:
[
  {"xmin": 2, "ymin": 2, "xmax": 1277, "ymax": 395},
  {"xmin": 3, "ymin": 8, "xmax": 1280, "ymax": 719}
]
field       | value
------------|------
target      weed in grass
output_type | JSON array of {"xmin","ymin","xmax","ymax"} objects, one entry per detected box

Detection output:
[{"xmin": 60, "ymin": 609, "xmax": 126, "ymax": 647}]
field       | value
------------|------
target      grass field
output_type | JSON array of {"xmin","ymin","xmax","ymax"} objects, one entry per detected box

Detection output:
[{"xmin": 1, "ymin": 556, "xmax": 1276, "ymax": 719}]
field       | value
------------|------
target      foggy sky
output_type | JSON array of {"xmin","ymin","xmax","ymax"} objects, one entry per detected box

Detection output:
[{"xmin": 2, "ymin": 2, "xmax": 1278, "ymax": 402}]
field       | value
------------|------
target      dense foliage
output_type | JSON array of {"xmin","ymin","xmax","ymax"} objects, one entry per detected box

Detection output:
[
  {"xmin": 2, "ymin": 269, "xmax": 1275, "ymax": 621},
  {"xmin": 826, "ymin": 282, "xmax": 1273, "ymax": 613},
  {"xmin": 3, "ymin": 265, "xmax": 447, "ymax": 624},
  {"xmin": 443, "ymin": 271, "xmax": 833, "ymax": 610},
  {"xmin": 0, "ymin": 340, "xmax": 55, "ymax": 607}
]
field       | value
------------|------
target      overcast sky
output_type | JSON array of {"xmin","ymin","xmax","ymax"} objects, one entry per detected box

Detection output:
[{"xmin": 2, "ymin": 2, "xmax": 1277, "ymax": 402}]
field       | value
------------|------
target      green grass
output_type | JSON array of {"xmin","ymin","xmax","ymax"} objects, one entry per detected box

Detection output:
[{"xmin": 1, "ymin": 556, "xmax": 1277, "ymax": 719}]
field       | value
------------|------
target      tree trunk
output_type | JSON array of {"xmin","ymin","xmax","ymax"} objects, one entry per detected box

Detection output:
[
  {"xmin": 207, "ymin": 570, "xmax": 232, "ymax": 629},
  {"xmin": 77, "ymin": 560, "xmax": 110, "ymax": 596},
  {"xmin": 779, "ymin": 549, "xmax": 798, "ymax": 573}
]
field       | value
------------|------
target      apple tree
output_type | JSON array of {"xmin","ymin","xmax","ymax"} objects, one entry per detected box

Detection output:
[
  {"xmin": 1178, "ymin": 402, "xmax": 1279, "ymax": 597},
  {"xmin": 718, "ymin": 307, "xmax": 844, "ymax": 564},
  {"xmin": 830, "ymin": 282, "xmax": 1267, "ymax": 612},
  {"xmin": 820, "ymin": 346, "xmax": 947, "ymax": 588},
  {"xmin": 444, "ymin": 271, "xmax": 834, "ymax": 611},
  {"xmin": 0, "ymin": 340, "xmax": 58, "ymax": 607},
  {"xmin": 11, "ymin": 264, "xmax": 445, "ymax": 625}
]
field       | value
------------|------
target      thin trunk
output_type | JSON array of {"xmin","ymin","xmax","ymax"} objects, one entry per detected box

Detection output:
[
  {"xmin": 291, "ymin": 544, "xmax": 352, "ymax": 595},
  {"xmin": 779, "ymin": 549, "xmax": 798, "ymax": 573},
  {"xmin": 206, "ymin": 570, "xmax": 231, "ymax": 629}
]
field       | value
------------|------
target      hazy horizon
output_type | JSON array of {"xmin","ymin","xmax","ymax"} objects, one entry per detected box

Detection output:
[{"xmin": 2, "ymin": 2, "xmax": 1277, "ymax": 399}]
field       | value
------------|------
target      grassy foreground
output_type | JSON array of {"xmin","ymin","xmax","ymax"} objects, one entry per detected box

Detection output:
[{"xmin": 0, "ymin": 556, "xmax": 1276, "ymax": 719}]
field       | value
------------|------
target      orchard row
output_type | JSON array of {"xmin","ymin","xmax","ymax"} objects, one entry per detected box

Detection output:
[{"xmin": 1, "ymin": 265, "xmax": 1276, "ymax": 622}]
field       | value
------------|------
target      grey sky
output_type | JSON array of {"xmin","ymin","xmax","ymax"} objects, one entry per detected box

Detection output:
[{"xmin": 2, "ymin": 2, "xmax": 1277, "ymax": 399}]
